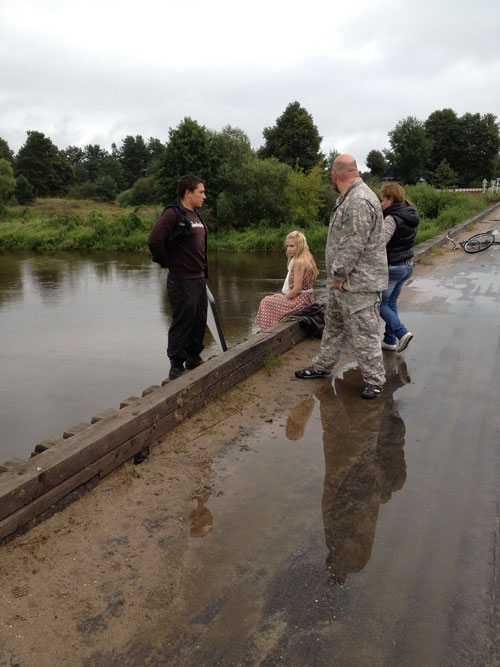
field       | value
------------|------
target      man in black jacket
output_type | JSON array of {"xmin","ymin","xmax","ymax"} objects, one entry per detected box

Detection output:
[{"xmin": 148, "ymin": 175, "xmax": 207, "ymax": 380}]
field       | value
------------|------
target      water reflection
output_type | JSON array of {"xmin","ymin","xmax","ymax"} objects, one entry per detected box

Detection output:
[
  {"xmin": 285, "ymin": 360, "xmax": 409, "ymax": 585},
  {"xmin": 190, "ymin": 489, "xmax": 214, "ymax": 538},
  {"xmin": 285, "ymin": 398, "xmax": 315, "ymax": 441},
  {"xmin": 322, "ymin": 364, "xmax": 408, "ymax": 584},
  {"xmin": 0, "ymin": 252, "xmax": 24, "ymax": 308}
]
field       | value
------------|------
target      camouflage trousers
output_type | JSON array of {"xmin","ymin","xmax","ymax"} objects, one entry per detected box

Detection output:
[{"xmin": 313, "ymin": 289, "xmax": 385, "ymax": 386}]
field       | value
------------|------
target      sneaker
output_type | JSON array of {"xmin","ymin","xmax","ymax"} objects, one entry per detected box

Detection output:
[
  {"xmin": 185, "ymin": 357, "xmax": 204, "ymax": 370},
  {"xmin": 168, "ymin": 364, "xmax": 185, "ymax": 380},
  {"xmin": 361, "ymin": 384, "xmax": 383, "ymax": 399},
  {"xmin": 295, "ymin": 366, "xmax": 331, "ymax": 379},
  {"xmin": 381, "ymin": 341, "xmax": 397, "ymax": 351},
  {"xmin": 397, "ymin": 332, "xmax": 414, "ymax": 352}
]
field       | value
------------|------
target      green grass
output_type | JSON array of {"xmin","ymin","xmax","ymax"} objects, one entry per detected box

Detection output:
[
  {"xmin": 0, "ymin": 191, "xmax": 496, "ymax": 254},
  {"xmin": 262, "ymin": 352, "xmax": 284, "ymax": 371},
  {"xmin": 0, "ymin": 200, "xmax": 160, "ymax": 252}
]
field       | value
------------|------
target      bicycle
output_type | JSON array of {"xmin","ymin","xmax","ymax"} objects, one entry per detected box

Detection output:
[{"xmin": 447, "ymin": 229, "xmax": 500, "ymax": 254}]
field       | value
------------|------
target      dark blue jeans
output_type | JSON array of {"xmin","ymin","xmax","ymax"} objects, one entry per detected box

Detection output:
[{"xmin": 380, "ymin": 262, "xmax": 413, "ymax": 345}]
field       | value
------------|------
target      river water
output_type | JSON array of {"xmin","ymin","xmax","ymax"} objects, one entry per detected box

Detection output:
[{"xmin": 0, "ymin": 250, "xmax": 326, "ymax": 462}]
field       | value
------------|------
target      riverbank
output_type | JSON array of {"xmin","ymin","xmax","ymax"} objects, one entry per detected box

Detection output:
[
  {"xmin": 1, "ymin": 190, "xmax": 497, "ymax": 253},
  {"xmin": 1, "ymin": 209, "xmax": 499, "ymax": 665}
]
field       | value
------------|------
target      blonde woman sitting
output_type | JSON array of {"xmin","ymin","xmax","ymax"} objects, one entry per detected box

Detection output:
[{"xmin": 256, "ymin": 231, "xmax": 318, "ymax": 330}]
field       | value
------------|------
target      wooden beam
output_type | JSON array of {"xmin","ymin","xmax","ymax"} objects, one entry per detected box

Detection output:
[{"xmin": 0, "ymin": 321, "xmax": 306, "ymax": 540}]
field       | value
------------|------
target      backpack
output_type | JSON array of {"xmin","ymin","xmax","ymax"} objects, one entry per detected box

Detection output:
[{"xmin": 163, "ymin": 202, "xmax": 193, "ymax": 252}]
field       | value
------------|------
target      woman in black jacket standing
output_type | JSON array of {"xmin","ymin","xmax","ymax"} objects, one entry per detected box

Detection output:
[{"xmin": 379, "ymin": 183, "xmax": 419, "ymax": 353}]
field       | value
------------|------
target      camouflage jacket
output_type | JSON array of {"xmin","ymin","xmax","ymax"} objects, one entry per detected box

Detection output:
[{"xmin": 326, "ymin": 178, "xmax": 388, "ymax": 292}]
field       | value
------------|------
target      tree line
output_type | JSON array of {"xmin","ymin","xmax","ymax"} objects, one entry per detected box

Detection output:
[
  {"xmin": 0, "ymin": 102, "xmax": 499, "ymax": 231},
  {"xmin": 366, "ymin": 110, "xmax": 500, "ymax": 187}
]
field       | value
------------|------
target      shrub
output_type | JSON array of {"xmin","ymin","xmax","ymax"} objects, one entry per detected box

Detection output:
[
  {"xmin": 127, "ymin": 177, "xmax": 158, "ymax": 205},
  {"xmin": 405, "ymin": 185, "xmax": 441, "ymax": 218},
  {"xmin": 67, "ymin": 182, "xmax": 97, "ymax": 200},
  {"xmin": 116, "ymin": 188, "xmax": 134, "ymax": 207},
  {"xmin": 14, "ymin": 175, "xmax": 35, "ymax": 204},
  {"xmin": 94, "ymin": 175, "xmax": 117, "ymax": 202}
]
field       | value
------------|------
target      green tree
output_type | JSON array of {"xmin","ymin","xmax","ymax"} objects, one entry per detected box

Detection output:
[
  {"xmin": 215, "ymin": 157, "xmax": 292, "ymax": 229},
  {"xmin": 99, "ymin": 155, "xmax": 126, "ymax": 191},
  {"xmin": 94, "ymin": 175, "xmax": 117, "ymax": 202},
  {"xmin": 118, "ymin": 135, "xmax": 149, "ymax": 188},
  {"xmin": 388, "ymin": 116, "xmax": 432, "ymax": 184},
  {"xmin": 0, "ymin": 159, "xmax": 16, "ymax": 202},
  {"xmin": 155, "ymin": 117, "xmax": 214, "ymax": 204},
  {"xmin": 145, "ymin": 137, "xmax": 166, "ymax": 177},
  {"xmin": 425, "ymin": 108, "xmax": 461, "ymax": 176},
  {"xmin": 0, "ymin": 138, "xmax": 14, "ymax": 163},
  {"xmin": 324, "ymin": 148, "xmax": 340, "ymax": 175},
  {"xmin": 64, "ymin": 145, "xmax": 85, "ymax": 167},
  {"xmin": 431, "ymin": 158, "xmax": 458, "ymax": 189},
  {"xmin": 259, "ymin": 101, "xmax": 323, "ymax": 172},
  {"xmin": 492, "ymin": 152, "xmax": 500, "ymax": 177},
  {"xmin": 209, "ymin": 125, "xmax": 254, "ymax": 199},
  {"xmin": 146, "ymin": 137, "xmax": 164, "ymax": 162},
  {"xmin": 15, "ymin": 131, "xmax": 73, "ymax": 196},
  {"xmin": 82, "ymin": 144, "xmax": 108, "ymax": 182},
  {"xmin": 456, "ymin": 113, "xmax": 500, "ymax": 185},
  {"xmin": 366, "ymin": 149, "xmax": 387, "ymax": 177},
  {"xmin": 123, "ymin": 177, "xmax": 158, "ymax": 205},
  {"xmin": 14, "ymin": 174, "xmax": 36, "ymax": 204},
  {"xmin": 285, "ymin": 165, "xmax": 324, "ymax": 227}
]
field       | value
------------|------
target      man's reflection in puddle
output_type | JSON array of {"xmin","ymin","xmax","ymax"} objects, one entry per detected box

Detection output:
[
  {"xmin": 286, "ymin": 398, "xmax": 315, "ymax": 441},
  {"xmin": 286, "ymin": 357, "xmax": 409, "ymax": 584},
  {"xmin": 189, "ymin": 489, "xmax": 214, "ymax": 537},
  {"xmin": 321, "ymin": 358, "xmax": 408, "ymax": 584}
]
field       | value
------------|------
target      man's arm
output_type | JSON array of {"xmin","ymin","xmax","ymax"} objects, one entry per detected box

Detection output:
[
  {"xmin": 332, "ymin": 199, "xmax": 378, "ymax": 283},
  {"xmin": 148, "ymin": 208, "xmax": 176, "ymax": 267}
]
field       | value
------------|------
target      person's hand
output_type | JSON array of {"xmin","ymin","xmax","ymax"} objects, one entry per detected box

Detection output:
[{"xmin": 333, "ymin": 281, "xmax": 344, "ymax": 291}]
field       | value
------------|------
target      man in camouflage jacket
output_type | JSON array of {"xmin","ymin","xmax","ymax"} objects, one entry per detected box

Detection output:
[{"xmin": 296, "ymin": 155, "xmax": 388, "ymax": 399}]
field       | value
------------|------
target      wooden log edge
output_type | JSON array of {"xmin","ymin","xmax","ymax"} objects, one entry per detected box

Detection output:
[{"xmin": 0, "ymin": 320, "xmax": 307, "ymax": 544}]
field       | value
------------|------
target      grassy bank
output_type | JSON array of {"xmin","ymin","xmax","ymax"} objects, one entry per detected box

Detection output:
[
  {"xmin": 0, "ymin": 191, "xmax": 497, "ymax": 254},
  {"xmin": 0, "ymin": 199, "xmax": 161, "ymax": 252},
  {"xmin": 210, "ymin": 189, "xmax": 497, "ymax": 252}
]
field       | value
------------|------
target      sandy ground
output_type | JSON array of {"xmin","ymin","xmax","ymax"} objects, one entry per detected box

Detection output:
[{"xmin": 0, "ymin": 217, "xmax": 495, "ymax": 666}]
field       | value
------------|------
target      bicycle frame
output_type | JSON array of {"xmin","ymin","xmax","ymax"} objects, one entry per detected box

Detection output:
[{"xmin": 447, "ymin": 229, "xmax": 500, "ymax": 253}]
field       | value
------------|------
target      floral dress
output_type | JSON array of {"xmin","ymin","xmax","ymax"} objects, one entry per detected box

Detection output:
[{"xmin": 255, "ymin": 268, "xmax": 315, "ymax": 329}]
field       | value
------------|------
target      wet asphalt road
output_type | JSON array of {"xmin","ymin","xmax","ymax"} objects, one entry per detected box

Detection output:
[{"xmin": 94, "ymin": 245, "xmax": 500, "ymax": 666}]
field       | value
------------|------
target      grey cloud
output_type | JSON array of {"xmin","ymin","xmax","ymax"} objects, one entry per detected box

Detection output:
[{"xmin": 1, "ymin": 0, "xmax": 499, "ymax": 171}]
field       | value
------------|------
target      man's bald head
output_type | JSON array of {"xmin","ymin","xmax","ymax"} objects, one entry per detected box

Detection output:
[
  {"xmin": 331, "ymin": 154, "xmax": 360, "ymax": 193},
  {"xmin": 332, "ymin": 154, "xmax": 358, "ymax": 173}
]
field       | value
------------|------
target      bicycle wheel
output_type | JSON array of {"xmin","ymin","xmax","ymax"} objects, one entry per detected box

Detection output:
[{"xmin": 463, "ymin": 232, "xmax": 495, "ymax": 253}]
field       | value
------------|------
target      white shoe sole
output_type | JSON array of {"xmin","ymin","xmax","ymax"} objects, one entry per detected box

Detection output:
[{"xmin": 397, "ymin": 333, "xmax": 414, "ymax": 352}]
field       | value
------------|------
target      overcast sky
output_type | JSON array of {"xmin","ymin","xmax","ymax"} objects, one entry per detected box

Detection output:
[{"xmin": 1, "ymin": 0, "xmax": 499, "ymax": 170}]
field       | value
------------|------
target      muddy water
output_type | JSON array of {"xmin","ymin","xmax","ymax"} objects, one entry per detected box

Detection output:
[
  {"xmin": 0, "ymin": 251, "xmax": 326, "ymax": 461},
  {"xmin": 120, "ymin": 250, "xmax": 499, "ymax": 665}
]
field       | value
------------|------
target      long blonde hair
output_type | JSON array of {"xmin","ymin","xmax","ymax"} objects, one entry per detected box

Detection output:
[{"xmin": 286, "ymin": 230, "xmax": 318, "ymax": 281}]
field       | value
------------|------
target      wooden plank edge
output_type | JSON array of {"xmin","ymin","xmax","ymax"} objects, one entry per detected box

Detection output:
[{"xmin": 0, "ymin": 321, "xmax": 307, "ymax": 537}]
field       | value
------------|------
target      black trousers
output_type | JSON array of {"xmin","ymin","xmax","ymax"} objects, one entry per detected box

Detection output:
[{"xmin": 166, "ymin": 277, "xmax": 207, "ymax": 365}]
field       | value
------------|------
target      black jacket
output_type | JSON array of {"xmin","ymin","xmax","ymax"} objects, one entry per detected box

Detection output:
[
  {"xmin": 148, "ymin": 202, "xmax": 208, "ymax": 279},
  {"xmin": 384, "ymin": 202, "xmax": 419, "ymax": 264}
]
